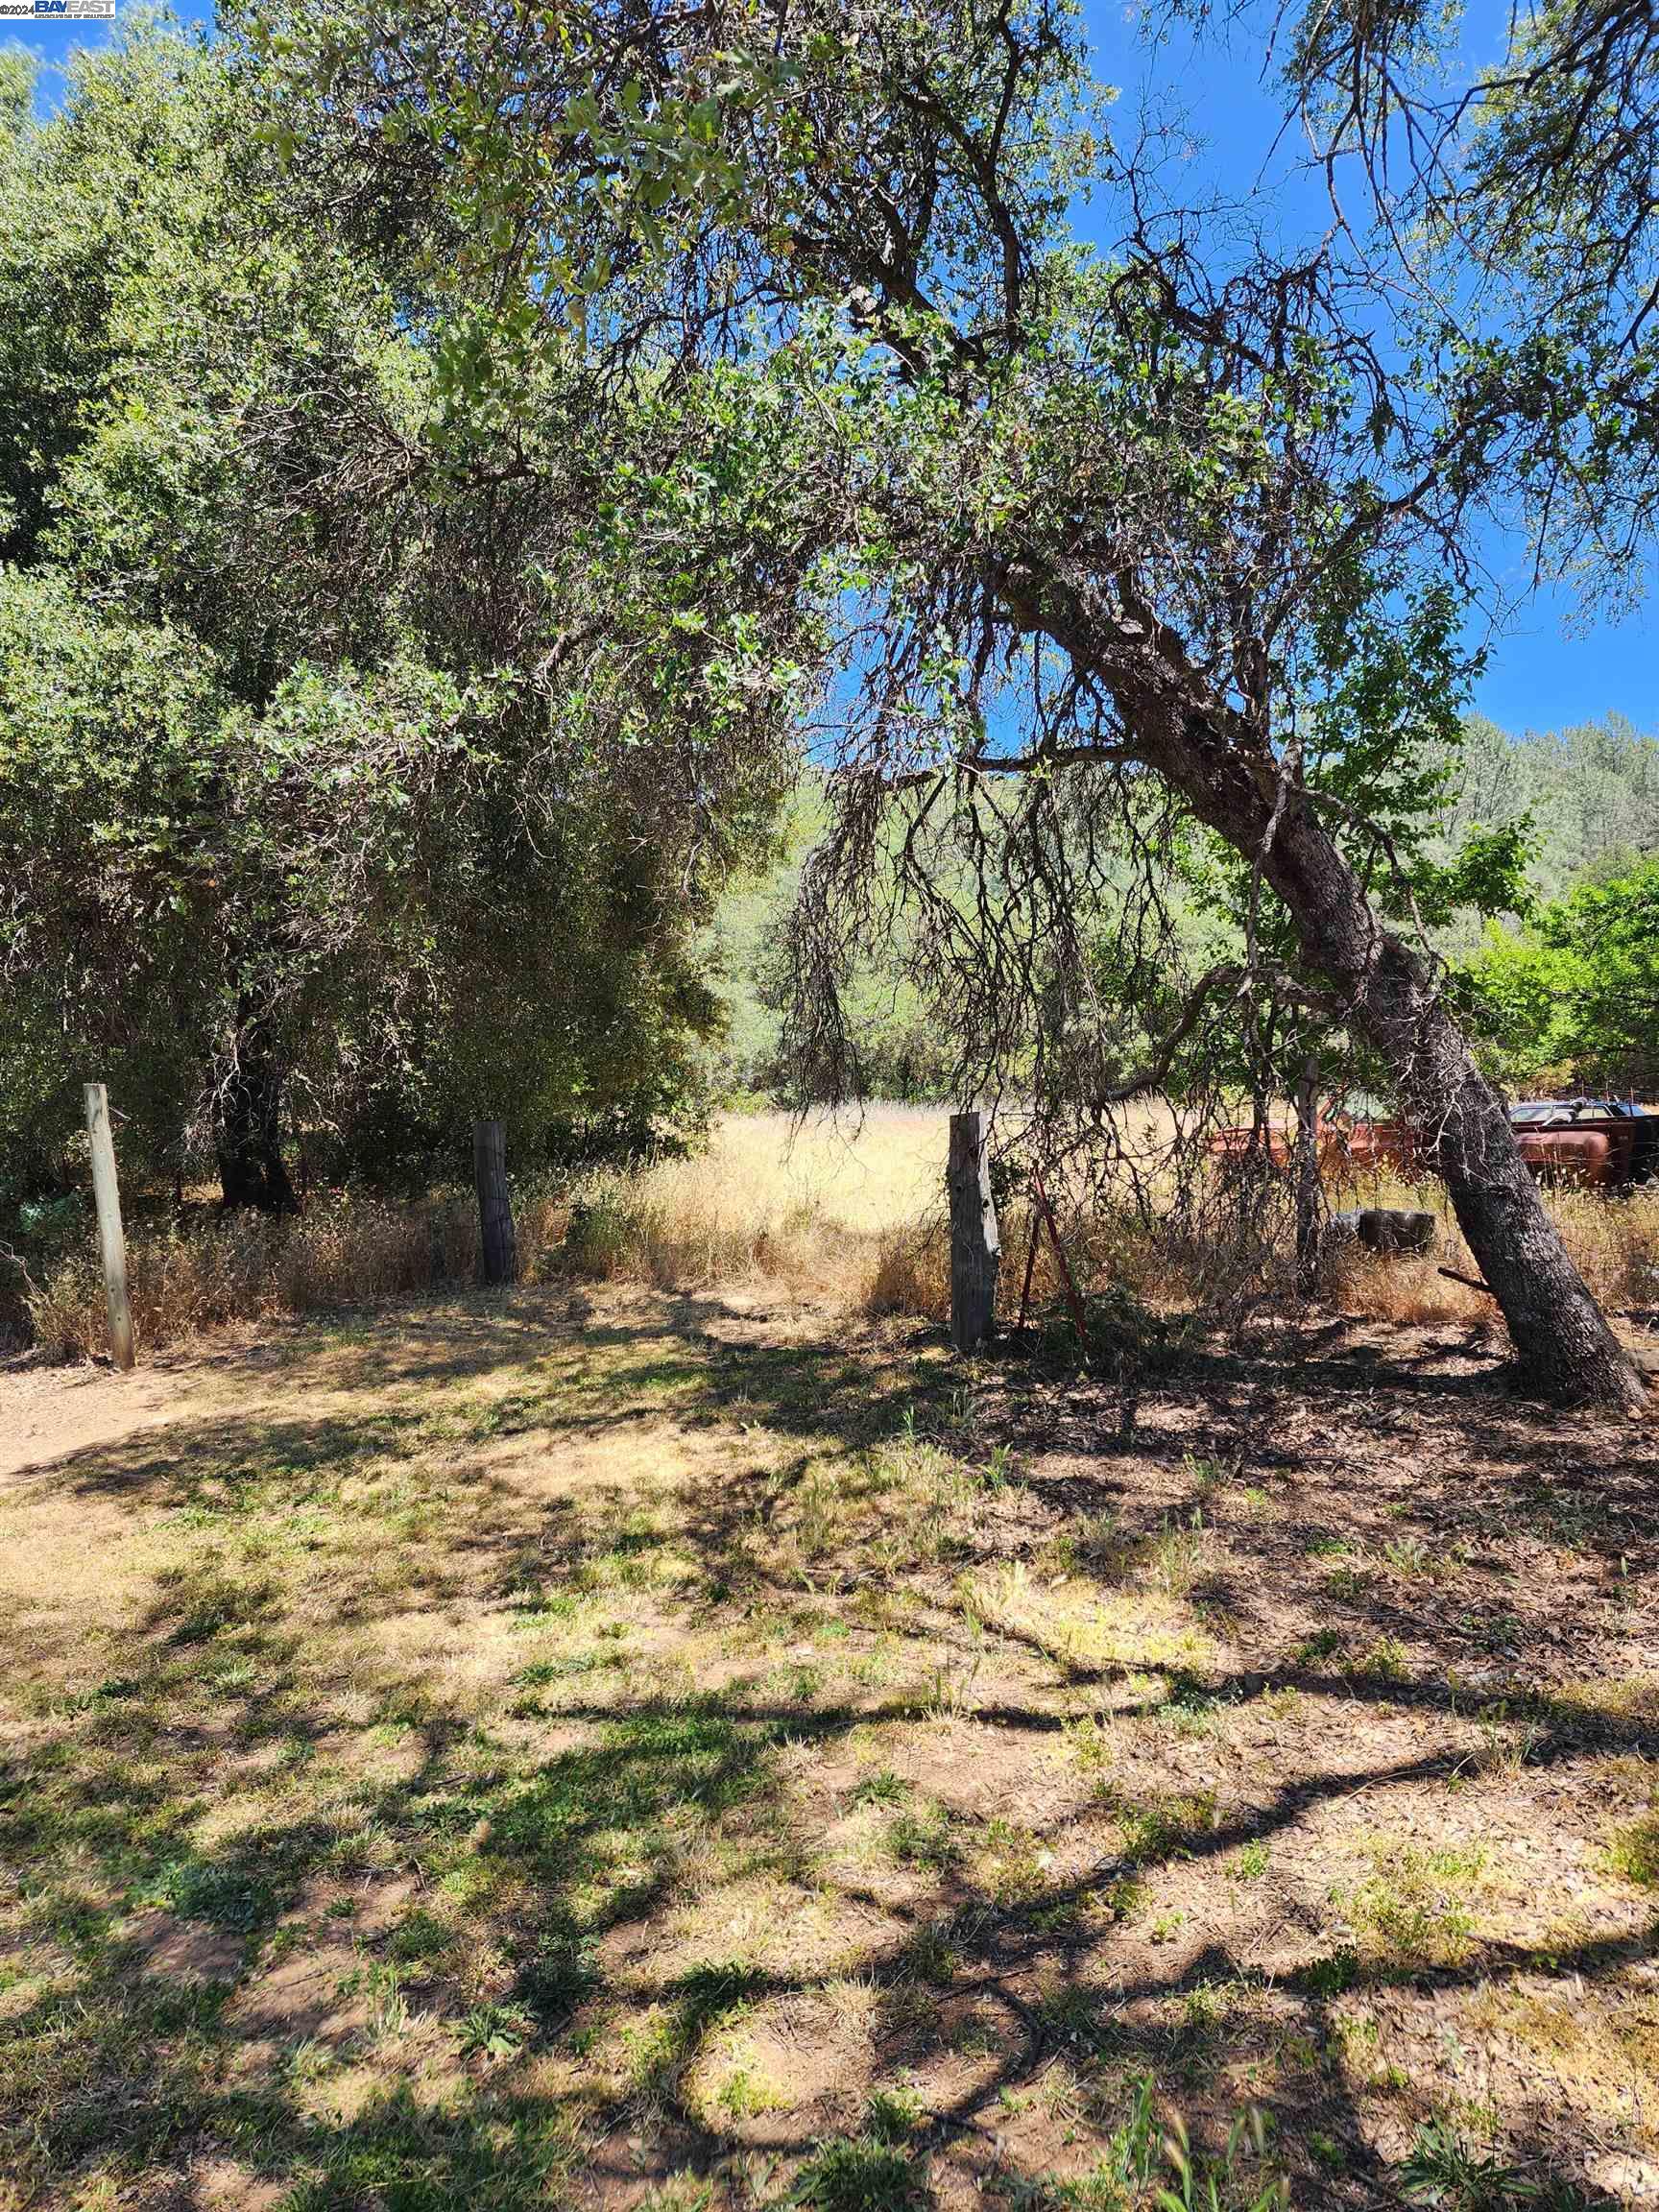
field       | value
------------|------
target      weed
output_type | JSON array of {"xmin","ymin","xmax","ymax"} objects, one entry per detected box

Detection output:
[
  {"xmin": 1475, "ymin": 1702, "xmax": 1542, "ymax": 1776},
  {"xmin": 919, "ymin": 1653, "xmax": 982, "ymax": 1719},
  {"xmin": 1400, "ymin": 2118, "xmax": 1605, "ymax": 2208},
  {"xmin": 1155, "ymin": 2107, "xmax": 1289, "ymax": 2212},
  {"xmin": 898, "ymin": 1923, "xmax": 961, "ymax": 1985},
  {"xmin": 1178, "ymin": 1978, "xmax": 1238, "ymax": 2041},
  {"xmin": 1111, "ymin": 1789, "xmax": 1218, "ymax": 1866},
  {"xmin": 1349, "ymin": 1841, "xmax": 1485, "ymax": 1968},
  {"xmin": 864, "ymin": 2081, "xmax": 924, "ymax": 2143},
  {"xmin": 132, "ymin": 1857, "xmax": 276, "ymax": 1936},
  {"xmin": 1065, "ymin": 1713, "xmax": 1119, "ymax": 1774},
  {"xmin": 515, "ymin": 1931, "xmax": 598, "ymax": 2031},
  {"xmin": 1388, "ymin": 1534, "xmax": 1468, "ymax": 1581},
  {"xmin": 1149, "ymin": 1512, "xmax": 1210, "ymax": 1598},
  {"xmin": 1046, "ymin": 1509, "xmax": 1135, "ymax": 1578},
  {"xmin": 1303, "ymin": 1948, "xmax": 1360, "ymax": 1996},
  {"xmin": 457, "ymin": 2002, "xmax": 533, "ymax": 2060},
  {"xmin": 1157, "ymin": 1685, "xmax": 1227, "ymax": 1738},
  {"xmin": 850, "ymin": 1769, "xmax": 909, "ymax": 1810},
  {"xmin": 888, "ymin": 1805, "xmax": 959, "ymax": 1872},
  {"xmin": 1607, "ymin": 1808, "xmax": 1659, "ymax": 1887},
  {"xmin": 793, "ymin": 2134, "xmax": 920, "ymax": 2212},
  {"xmin": 709, "ymin": 2047, "xmax": 788, "ymax": 2120},
  {"xmin": 998, "ymin": 2075, "xmax": 1162, "ymax": 2208},
  {"xmin": 1354, "ymin": 1635, "xmax": 1410, "ymax": 1684},
  {"xmin": 983, "ymin": 1445, "xmax": 1015, "ymax": 1490},
  {"xmin": 976, "ymin": 1818, "xmax": 1050, "ymax": 1907},
  {"xmin": 387, "ymin": 1908, "xmax": 453, "ymax": 1967}
]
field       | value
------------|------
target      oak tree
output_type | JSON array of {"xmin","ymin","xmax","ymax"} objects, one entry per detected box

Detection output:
[{"xmin": 255, "ymin": 0, "xmax": 1647, "ymax": 1405}]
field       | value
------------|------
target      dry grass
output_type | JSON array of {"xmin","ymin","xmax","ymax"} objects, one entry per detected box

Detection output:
[
  {"xmin": 1320, "ymin": 1167, "xmax": 1659, "ymax": 1327},
  {"xmin": 24, "ymin": 1195, "xmax": 472, "ymax": 1361},
  {"xmin": 23, "ymin": 1188, "xmax": 566, "ymax": 1362},
  {"xmin": 869, "ymin": 1165, "xmax": 1659, "ymax": 1343},
  {"xmin": 19, "ymin": 1104, "xmax": 1659, "ymax": 1360},
  {"xmin": 19, "ymin": 1109, "xmax": 945, "ymax": 1360},
  {"xmin": 562, "ymin": 1106, "xmax": 946, "ymax": 1301}
]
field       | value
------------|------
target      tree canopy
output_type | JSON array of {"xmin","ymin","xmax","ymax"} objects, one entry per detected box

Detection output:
[
  {"xmin": 0, "ymin": 2, "xmax": 1651, "ymax": 1404},
  {"xmin": 0, "ymin": 25, "xmax": 810, "ymax": 1205},
  {"xmin": 232, "ymin": 0, "xmax": 1655, "ymax": 1403}
]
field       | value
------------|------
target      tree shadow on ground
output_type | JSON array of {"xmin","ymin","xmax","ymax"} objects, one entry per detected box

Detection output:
[{"xmin": 1, "ymin": 1286, "xmax": 1652, "ymax": 2208}]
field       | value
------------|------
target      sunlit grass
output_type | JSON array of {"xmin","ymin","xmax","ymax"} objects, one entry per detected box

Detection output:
[{"xmin": 3, "ymin": 1274, "xmax": 1654, "ymax": 2203}]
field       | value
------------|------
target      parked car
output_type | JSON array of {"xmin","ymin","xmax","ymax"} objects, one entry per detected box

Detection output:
[
  {"xmin": 1211, "ymin": 1098, "xmax": 1657, "ymax": 1188},
  {"xmin": 1499, "ymin": 1098, "xmax": 1657, "ymax": 1187}
]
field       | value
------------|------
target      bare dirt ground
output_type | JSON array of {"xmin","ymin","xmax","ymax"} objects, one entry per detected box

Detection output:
[{"xmin": 2, "ymin": 1287, "xmax": 1657, "ymax": 2210}]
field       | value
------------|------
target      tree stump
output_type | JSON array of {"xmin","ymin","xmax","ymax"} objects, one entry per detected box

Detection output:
[
  {"xmin": 1332, "ymin": 1206, "xmax": 1436, "ymax": 1255},
  {"xmin": 949, "ymin": 1109, "xmax": 999, "ymax": 1354},
  {"xmin": 473, "ymin": 1120, "xmax": 518, "ymax": 1286},
  {"xmin": 1358, "ymin": 1206, "xmax": 1436, "ymax": 1254}
]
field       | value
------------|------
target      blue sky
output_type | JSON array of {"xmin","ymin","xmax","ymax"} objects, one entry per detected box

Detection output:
[
  {"xmin": 10, "ymin": 0, "xmax": 1653, "ymax": 739},
  {"xmin": 1084, "ymin": 0, "xmax": 1658, "ymax": 739}
]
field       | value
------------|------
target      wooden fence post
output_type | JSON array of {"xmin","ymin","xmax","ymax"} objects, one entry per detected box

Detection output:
[
  {"xmin": 473, "ymin": 1120, "xmax": 518, "ymax": 1286},
  {"xmin": 83, "ymin": 1082, "xmax": 135, "ymax": 1371},
  {"xmin": 1294, "ymin": 1055, "xmax": 1322, "ymax": 1296},
  {"xmin": 948, "ymin": 1109, "xmax": 999, "ymax": 1354}
]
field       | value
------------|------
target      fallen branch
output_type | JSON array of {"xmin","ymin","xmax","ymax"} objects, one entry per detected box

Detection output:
[
  {"xmin": 1439, "ymin": 1265, "xmax": 1497, "ymax": 1298},
  {"xmin": 1021, "ymin": 1166, "xmax": 1091, "ymax": 1350}
]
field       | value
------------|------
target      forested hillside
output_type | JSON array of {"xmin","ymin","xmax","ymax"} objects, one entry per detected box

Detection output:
[{"xmin": 1448, "ymin": 714, "xmax": 1659, "ymax": 895}]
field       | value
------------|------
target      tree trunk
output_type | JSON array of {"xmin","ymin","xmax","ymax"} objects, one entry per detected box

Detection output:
[
  {"xmin": 214, "ymin": 1017, "xmax": 298, "ymax": 1214},
  {"xmin": 1152, "ymin": 712, "xmax": 1647, "ymax": 1410},
  {"xmin": 990, "ymin": 566, "xmax": 1644, "ymax": 1407}
]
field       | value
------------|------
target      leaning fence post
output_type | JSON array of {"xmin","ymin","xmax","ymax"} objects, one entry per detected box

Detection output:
[
  {"xmin": 948, "ymin": 1108, "xmax": 999, "ymax": 1354},
  {"xmin": 472, "ymin": 1120, "xmax": 518, "ymax": 1286},
  {"xmin": 83, "ymin": 1082, "xmax": 135, "ymax": 1371}
]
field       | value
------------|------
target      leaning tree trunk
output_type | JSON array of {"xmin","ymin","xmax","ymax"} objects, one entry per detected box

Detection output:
[
  {"xmin": 1153, "ymin": 712, "xmax": 1646, "ymax": 1411},
  {"xmin": 213, "ymin": 1014, "xmax": 299, "ymax": 1214}
]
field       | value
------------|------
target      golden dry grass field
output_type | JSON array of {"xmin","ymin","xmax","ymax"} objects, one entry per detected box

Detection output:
[
  {"xmin": 23, "ymin": 1107, "xmax": 1659, "ymax": 1361},
  {"xmin": 4, "ymin": 1108, "xmax": 1659, "ymax": 2210}
]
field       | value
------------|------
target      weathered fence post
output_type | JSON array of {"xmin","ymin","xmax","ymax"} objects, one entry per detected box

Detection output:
[
  {"xmin": 948, "ymin": 1109, "xmax": 999, "ymax": 1354},
  {"xmin": 1294, "ymin": 1055, "xmax": 1322, "ymax": 1297},
  {"xmin": 472, "ymin": 1120, "xmax": 518, "ymax": 1286},
  {"xmin": 83, "ymin": 1082, "xmax": 135, "ymax": 1371}
]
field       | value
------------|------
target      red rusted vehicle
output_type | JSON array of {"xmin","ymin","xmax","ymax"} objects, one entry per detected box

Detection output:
[
  {"xmin": 1207, "ymin": 1112, "xmax": 1430, "ymax": 1175},
  {"xmin": 1503, "ymin": 1099, "xmax": 1657, "ymax": 1187},
  {"xmin": 1210, "ymin": 1099, "xmax": 1656, "ymax": 1189}
]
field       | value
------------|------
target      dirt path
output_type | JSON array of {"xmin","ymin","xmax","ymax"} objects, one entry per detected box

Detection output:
[{"xmin": 3, "ymin": 1350, "xmax": 205, "ymax": 1480}]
